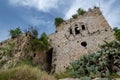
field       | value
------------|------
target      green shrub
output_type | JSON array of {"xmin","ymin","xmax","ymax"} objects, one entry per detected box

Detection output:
[
  {"xmin": 54, "ymin": 17, "xmax": 64, "ymax": 27},
  {"xmin": 9, "ymin": 27, "xmax": 22, "ymax": 38},
  {"xmin": 77, "ymin": 8, "xmax": 86, "ymax": 15},
  {"xmin": 30, "ymin": 33, "xmax": 50, "ymax": 51},
  {"xmin": 72, "ymin": 14, "xmax": 78, "ymax": 19}
]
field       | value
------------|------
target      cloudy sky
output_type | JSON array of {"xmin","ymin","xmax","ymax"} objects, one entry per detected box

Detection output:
[{"xmin": 0, "ymin": 0, "xmax": 120, "ymax": 42}]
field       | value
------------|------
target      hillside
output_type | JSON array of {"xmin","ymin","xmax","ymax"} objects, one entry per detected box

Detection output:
[{"xmin": 0, "ymin": 33, "xmax": 50, "ymax": 70}]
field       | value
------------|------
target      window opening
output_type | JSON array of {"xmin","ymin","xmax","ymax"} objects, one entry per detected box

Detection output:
[
  {"xmin": 75, "ymin": 27, "xmax": 80, "ymax": 35},
  {"xmin": 82, "ymin": 25, "xmax": 85, "ymax": 30},
  {"xmin": 70, "ymin": 28, "xmax": 73, "ymax": 34}
]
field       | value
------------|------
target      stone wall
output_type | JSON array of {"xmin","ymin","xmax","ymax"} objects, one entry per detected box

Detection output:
[{"xmin": 49, "ymin": 7, "xmax": 115, "ymax": 73}]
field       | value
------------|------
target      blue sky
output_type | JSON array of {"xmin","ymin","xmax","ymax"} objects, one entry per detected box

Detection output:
[{"xmin": 0, "ymin": 0, "xmax": 120, "ymax": 42}]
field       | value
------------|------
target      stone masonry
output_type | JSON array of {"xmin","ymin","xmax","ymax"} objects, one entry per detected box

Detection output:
[{"xmin": 49, "ymin": 7, "xmax": 115, "ymax": 73}]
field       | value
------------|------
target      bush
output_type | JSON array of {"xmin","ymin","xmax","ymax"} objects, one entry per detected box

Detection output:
[
  {"xmin": 77, "ymin": 8, "xmax": 86, "ymax": 15},
  {"xmin": 9, "ymin": 27, "xmax": 22, "ymax": 38},
  {"xmin": 30, "ymin": 33, "xmax": 50, "ymax": 51},
  {"xmin": 66, "ymin": 40, "xmax": 120, "ymax": 78},
  {"xmin": 72, "ymin": 14, "xmax": 78, "ymax": 19},
  {"xmin": 54, "ymin": 17, "xmax": 64, "ymax": 27},
  {"xmin": 71, "ymin": 8, "xmax": 86, "ymax": 19}
]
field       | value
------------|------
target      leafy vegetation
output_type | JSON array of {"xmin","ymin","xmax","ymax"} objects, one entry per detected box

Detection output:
[
  {"xmin": 9, "ymin": 27, "xmax": 22, "ymax": 38},
  {"xmin": 113, "ymin": 27, "xmax": 120, "ymax": 40},
  {"xmin": 72, "ymin": 8, "xmax": 86, "ymax": 19},
  {"xmin": 72, "ymin": 14, "xmax": 78, "ymax": 19},
  {"xmin": 54, "ymin": 17, "xmax": 64, "ymax": 27},
  {"xmin": 77, "ymin": 8, "xmax": 86, "ymax": 15},
  {"xmin": 30, "ymin": 32, "xmax": 50, "ymax": 51}
]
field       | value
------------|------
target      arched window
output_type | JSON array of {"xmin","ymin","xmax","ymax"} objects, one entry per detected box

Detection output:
[{"xmin": 75, "ymin": 27, "xmax": 80, "ymax": 35}]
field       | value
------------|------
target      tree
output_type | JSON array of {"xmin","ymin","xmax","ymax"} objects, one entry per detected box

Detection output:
[
  {"xmin": 77, "ymin": 8, "xmax": 86, "ymax": 15},
  {"xmin": 54, "ymin": 17, "xmax": 64, "ymax": 27},
  {"xmin": 9, "ymin": 27, "xmax": 22, "ymax": 38}
]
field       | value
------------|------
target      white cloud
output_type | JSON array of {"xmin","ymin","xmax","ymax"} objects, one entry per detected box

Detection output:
[
  {"xmin": 101, "ymin": 0, "xmax": 120, "ymax": 27},
  {"xmin": 9, "ymin": 0, "xmax": 59, "ymax": 12},
  {"xmin": 64, "ymin": 0, "xmax": 120, "ymax": 28},
  {"xmin": 28, "ymin": 16, "xmax": 51, "ymax": 26}
]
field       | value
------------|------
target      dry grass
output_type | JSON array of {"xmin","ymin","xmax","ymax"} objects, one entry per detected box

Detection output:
[{"xmin": 0, "ymin": 65, "xmax": 57, "ymax": 80}]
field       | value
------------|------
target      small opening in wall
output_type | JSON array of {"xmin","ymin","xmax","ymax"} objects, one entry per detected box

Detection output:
[
  {"xmin": 50, "ymin": 39, "xmax": 52, "ymax": 42},
  {"xmin": 70, "ymin": 28, "xmax": 73, "ymax": 34},
  {"xmin": 81, "ymin": 41, "xmax": 87, "ymax": 47},
  {"xmin": 105, "ymin": 29, "xmax": 108, "ymax": 32},
  {"xmin": 75, "ymin": 24, "xmax": 78, "ymax": 26},
  {"xmin": 55, "ymin": 30, "xmax": 58, "ymax": 33},
  {"xmin": 33, "ymin": 53, "xmax": 36, "ymax": 57},
  {"xmin": 82, "ymin": 25, "xmax": 85, "ymax": 30},
  {"xmin": 75, "ymin": 27, "xmax": 80, "ymax": 35},
  {"xmin": 0, "ymin": 43, "xmax": 2, "ymax": 45},
  {"xmin": 77, "ymin": 41, "xmax": 79, "ymax": 43},
  {"xmin": 46, "ymin": 48, "xmax": 53, "ymax": 72}
]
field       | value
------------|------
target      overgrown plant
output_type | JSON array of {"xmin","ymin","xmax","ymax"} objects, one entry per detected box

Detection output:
[
  {"xmin": 72, "ymin": 8, "xmax": 86, "ymax": 19},
  {"xmin": 30, "ymin": 33, "xmax": 50, "ymax": 51},
  {"xmin": 54, "ymin": 17, "xmax": 64, "ymax": 27},
  {"xmin": 66, "ymin": 40, "xmax": 120, "ymax": 79},
  {"xmin": 9, "ymin": 27, "xmax": 22, "ymax": 38},
  {"xmin": 77, "ymin": 8, "xmax": 86, "ymax": 15}
]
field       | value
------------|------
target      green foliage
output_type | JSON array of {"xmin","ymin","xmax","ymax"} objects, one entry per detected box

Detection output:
[
  {"xmin": 9, "ymin": 27, "xmax": 22, "ymax": 38},
  {"xmin": 117, "ymin": 72, "xmax": 120, "ymax": 76},
  {"xmin": 54, "ymin": 17, "xmax": 64, "ymax": 27},
  {"xmin": 66, "ymin": 40, "xmax": 120, "ymax": 78},
  {"xmin": 72, "ymin": 14, "xmax": 78, "ymax": 19},
  {"xmin": 71, "ymin": 8, "xmax": 86, "ymax": 19},
  {"xmin": 39, "ymin": 33, "xmax": 50, "ymax": 50},
  {"xmin": 77, "ymin": 8, "xmax": 86, "ymax": 15},
  {"xmin": 30, "ymin": 33, "xmax": 50, "ymax": 51},
  {"xmin": 113, "ymin": 27, "xmax": 120, "ymax": 40}
]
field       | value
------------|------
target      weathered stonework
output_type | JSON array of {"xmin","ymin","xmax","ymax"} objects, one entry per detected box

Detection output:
[{"xmin": 49, "ymin": 7, "xmax": 115, "ymax": 73}]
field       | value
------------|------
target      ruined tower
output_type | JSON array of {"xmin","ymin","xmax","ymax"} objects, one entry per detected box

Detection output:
[{"xmin": 49, "ymin": 7, "xmax": 115, "ymax": 73}]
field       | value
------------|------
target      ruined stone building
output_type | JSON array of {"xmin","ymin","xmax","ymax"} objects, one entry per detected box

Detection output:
[{"xmin": 49, "ymin": 7, "xmax": 115, "ymax": 73}]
